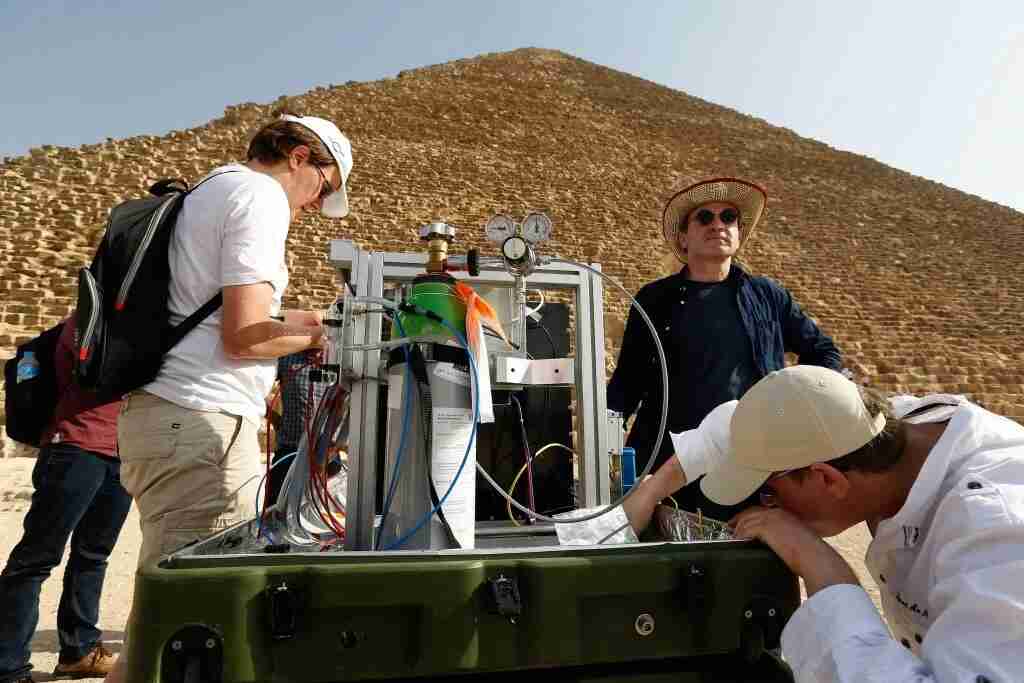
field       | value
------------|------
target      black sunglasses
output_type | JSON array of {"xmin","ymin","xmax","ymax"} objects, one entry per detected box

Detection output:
[
  {"xmin": 693, "ymin": 207, "xmax": 740, "ymax": 227},
  {"xmin": 313, "ymin": 164, "xmax": 335, "ymax": 200}
]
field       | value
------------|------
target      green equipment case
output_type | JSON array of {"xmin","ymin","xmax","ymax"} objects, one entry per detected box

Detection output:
[{"xmin": 125, "ymin": 521, "xmax": 798, "ymax": 682}]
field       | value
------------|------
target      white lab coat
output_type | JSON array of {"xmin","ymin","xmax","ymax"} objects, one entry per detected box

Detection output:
[{"xmin": 781, "ymin": 396, "xmax": 1024, "ymax": 682}]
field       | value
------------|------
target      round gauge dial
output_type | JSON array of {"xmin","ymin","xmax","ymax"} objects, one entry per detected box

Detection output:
[
  {"xmin": 501, "ymin": 235, "xmax": 529, "ymax": 262},
  {"xmin": 484, "ymin": 214, "xmax": 515, "ymax": 243},
  {"xmin": 522, "ymin": 212, "xmax": 552, "ymax": 243}
]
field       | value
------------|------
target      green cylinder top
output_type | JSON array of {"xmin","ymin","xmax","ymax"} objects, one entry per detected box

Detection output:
[{"xmin": 397, "ymin": 275, "xmax": 467, "ymax": 339}]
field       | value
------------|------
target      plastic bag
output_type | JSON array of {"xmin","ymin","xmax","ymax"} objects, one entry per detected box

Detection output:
[
  {"xmin": 653, "ymin": 505, "xmax": 735, "ymax": 542},
  {"xmin": 553, "ymin": 505, "xmax": 639, "ymax": 546}
]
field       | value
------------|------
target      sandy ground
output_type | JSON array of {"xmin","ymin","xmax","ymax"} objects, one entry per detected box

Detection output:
[{"xmin": 0, "ymin": 456, "xmax": 879, "ymax": 682}]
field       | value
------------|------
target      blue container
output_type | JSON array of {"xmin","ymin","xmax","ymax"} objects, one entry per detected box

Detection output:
[{"xmin": 620, "ymin": 447, "xmax": 637, "ymax": 493}]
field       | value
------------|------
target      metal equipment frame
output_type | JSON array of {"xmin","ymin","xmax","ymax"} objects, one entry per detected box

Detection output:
[{"xmin": 329, "ymin": 239, "xmax": 614, "ymax": 551}]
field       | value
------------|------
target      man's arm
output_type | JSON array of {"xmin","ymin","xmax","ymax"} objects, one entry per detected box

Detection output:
[
  {"xmin": 773, "ymin": 281, "xmax": 842, "ymax": 369},
  {"xmin": 622, "ymin": 400, "xmax": 737, "ymax": 533},
  {"xmin": 622, "ymin": 456, "xmax": 688, "ymax": 533},
  {"xmin": 221, "ymin": 283, "xmax": 323, "ymax": 360},
  {"xmin": 786, "ymin": 529, "xmax": 1023, "ymax": 682},
  {"xmin": 734, "ymin": 496, "xmax": 1024, "ymax": 682},
  {"xmin": 730, "ymin": 507, "xmax": 860, "ymax": 595}
]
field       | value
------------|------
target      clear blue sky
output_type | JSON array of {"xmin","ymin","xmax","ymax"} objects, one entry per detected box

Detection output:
[{"xmin": 2, "ymin": 0, "xmax": 1022, "ymax": 211}]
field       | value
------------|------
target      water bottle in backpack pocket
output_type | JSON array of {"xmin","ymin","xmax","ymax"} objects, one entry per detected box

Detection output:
[
  {"xmin": 16, "ymin": 351, "xmax": 41, "ymax": 383},
  {"xmin": 4, "ymin": 323, "xmax": 63, "ymax": 447}
]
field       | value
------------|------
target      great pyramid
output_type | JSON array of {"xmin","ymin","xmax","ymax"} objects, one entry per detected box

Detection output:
[{"xmin": 2, "ymin": 48, "xmax": 1022, "ymax": 456}]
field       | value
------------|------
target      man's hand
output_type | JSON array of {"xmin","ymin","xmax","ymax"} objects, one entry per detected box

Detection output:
[
  {"xmin": 730, "ymin": 506, "xmax": 860, "ymax": 597},
  {"xmin": 281, "ymin": 310, "xmax": 326, "ymax": 349},
  {"xmin": 222, "ymin": 288, "xmax": 324, "ymax": 358}
]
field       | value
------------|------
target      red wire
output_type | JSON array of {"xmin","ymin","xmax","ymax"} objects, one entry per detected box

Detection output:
[
  {"xmin": 304, "ymin": 377, "xmax": 348, "ymax": 540},
  {"xmin": 271, "ymin": 346, "xmax": 348, "ymax": 546}
]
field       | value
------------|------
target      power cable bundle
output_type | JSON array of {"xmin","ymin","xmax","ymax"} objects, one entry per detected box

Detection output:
[{"xmin": 261, "ymin": 369, "xmax": 353, "ymax": 548}]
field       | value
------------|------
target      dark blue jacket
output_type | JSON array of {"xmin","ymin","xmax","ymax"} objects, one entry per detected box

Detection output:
[{"xmin": 607, "ymin": 264, "xmax": 841, "ymax": 465}]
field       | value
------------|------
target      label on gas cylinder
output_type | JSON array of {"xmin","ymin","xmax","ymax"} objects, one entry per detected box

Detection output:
[{"xmin": 431, "ymin": 407, "xmax": 477, "ymax": 549}]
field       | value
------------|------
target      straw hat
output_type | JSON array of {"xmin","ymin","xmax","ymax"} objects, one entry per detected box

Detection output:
[{"xmin": 661, "ymin": 177, "xmax": 768, "ymax": 262}]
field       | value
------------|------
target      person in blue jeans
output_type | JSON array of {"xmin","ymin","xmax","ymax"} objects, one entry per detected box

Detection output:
[{"xmin": 0, "ymin": 319, "xmax": 130, "ymax": 683}]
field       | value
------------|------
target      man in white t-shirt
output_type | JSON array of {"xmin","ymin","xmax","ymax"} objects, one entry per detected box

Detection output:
[
  {"xmin": 107, "ymin": 112, "xmax": 353, "ymax": 683},
  {"xmin": 623, "ymin": 366, "xmax": 1024, "ymax": 683}
]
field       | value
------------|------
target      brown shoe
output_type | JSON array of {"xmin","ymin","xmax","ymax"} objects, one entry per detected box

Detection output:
[{"xmin": 52, "ymin": 643, "xmax": 115, "ymax": 679}]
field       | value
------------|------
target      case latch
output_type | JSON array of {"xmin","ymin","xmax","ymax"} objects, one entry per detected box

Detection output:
[
  {"xmin": 487, "ymin": 573, "xmax": 523, "ymax": 622},
  {"xmin": 741, "ymin": 596, "xmax": 786, "ymax": 660},
  {"xmin": 161, "ymin": 625, "xmax": 223, "ymax": 683},
  {"xmin": 267, "ymin": 582, "xmax": 296, "ymax": 640}
]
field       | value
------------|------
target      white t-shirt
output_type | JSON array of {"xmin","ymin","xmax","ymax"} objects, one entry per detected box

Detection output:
[
  {"xmin": 144, "ymin": 164, "xmax": 291, "ymax": 420},
  {"xmin": 670, "ymin": 400, "xmax": 736, "ymax": 480}
]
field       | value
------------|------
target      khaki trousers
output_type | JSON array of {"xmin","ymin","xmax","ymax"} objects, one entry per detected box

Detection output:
[{"xmin": 117, "ymin": 392, "xmax": 262, "ymax": 569}]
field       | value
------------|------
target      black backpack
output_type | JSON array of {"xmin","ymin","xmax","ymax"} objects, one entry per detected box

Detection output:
[
  {"xmin": 75, "ymin": 174, "xmax": 233, "ymax": 401},
  {"xmin": 3, "ymin": 322, "xmax": 64, "ymax": 447}
]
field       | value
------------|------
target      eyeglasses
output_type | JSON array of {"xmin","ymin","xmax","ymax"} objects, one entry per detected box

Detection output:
[
  {"xmin": 693, "ymin": 207, "xmax": 739, "ymax": 227},
  {"xmin": 758, "ymin": 487, "xmax": 779, "ymax": 508},
  {"xmin": 757, "ymin": 468, "xmax": 803, "ymax": 508},
  {"xmin": 313, "ymin": 164, "xmax": 335, "ymax": 201}
]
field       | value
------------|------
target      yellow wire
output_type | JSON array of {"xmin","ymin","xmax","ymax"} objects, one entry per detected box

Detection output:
[{"xmin": 506, "ymin": 442, "xmax": 577, "ymax": 526}]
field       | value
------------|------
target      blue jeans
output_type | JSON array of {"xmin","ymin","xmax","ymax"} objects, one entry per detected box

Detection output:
[{"xmin": 0, "ymin": 443, "xmax": 132, "ymax": 682}]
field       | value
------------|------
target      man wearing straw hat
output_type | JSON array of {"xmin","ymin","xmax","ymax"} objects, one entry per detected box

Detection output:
[{"xmin": 607, "ymin": 177, "xmax": 841, "ymax": 516}]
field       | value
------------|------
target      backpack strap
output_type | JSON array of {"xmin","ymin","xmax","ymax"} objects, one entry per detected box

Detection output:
[
  {"xmin": 149, "ymin": 178, "xmax": 188, "ymax": 196},
  {"xmin": 186, "ymin": 169, "xmax": 243, "ymax": 196},
  {"xmin": 149, "ymin": 169, "xmax": 243, "ymax": 198},
  {"xmin": 163, "ymin": 293, "xmax": 223, "ymax": 353},
  {"xmin": 158, "ymin": 168, "xmax": 244, "ymax": 353}
]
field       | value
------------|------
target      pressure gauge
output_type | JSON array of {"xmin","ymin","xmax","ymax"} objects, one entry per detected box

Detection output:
[
  {"xmin": 484, "ymin": 214, "xmax": 515, "ymax": 243},
  {"xmin": 501, "ymin": 235, "xmax": 529, "ymax": 262},
  {"xmin": 522, "ymin": 212, "xmax": 552, "ymax": 243}
]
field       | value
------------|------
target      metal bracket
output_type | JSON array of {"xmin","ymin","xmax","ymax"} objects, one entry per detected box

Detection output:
[{"xmin": 492, "ymin": 356, "xmax": 575, "ymax": 386}]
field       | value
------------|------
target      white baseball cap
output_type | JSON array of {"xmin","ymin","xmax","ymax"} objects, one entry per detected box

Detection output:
[
  {"xmin": 280, "ymin": 114, "xmax": 353, "ymax": 218},
  {"xmin": 700, "ymin": 366, "xmax": 886, "ymax": 506}
]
